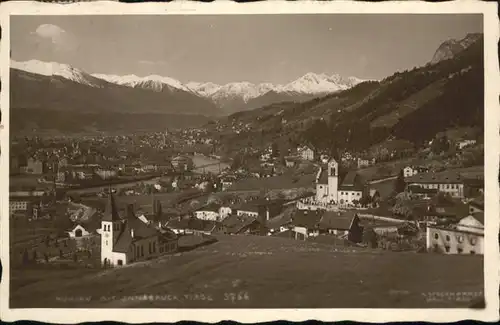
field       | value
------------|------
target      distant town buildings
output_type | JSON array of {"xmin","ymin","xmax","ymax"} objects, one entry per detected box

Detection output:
[{"xmin": 403, "ymin": 165, "xmax": 430, "ymax": 178}]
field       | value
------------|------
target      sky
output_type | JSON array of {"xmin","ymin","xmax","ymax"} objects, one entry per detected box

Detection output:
[{"xmin": 10, "ymin": 14, "xmax": 483, "ymax": 85}]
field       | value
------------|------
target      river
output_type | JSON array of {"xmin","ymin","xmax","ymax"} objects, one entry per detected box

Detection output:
[{"xmin": 191, "ymin": 154, "xmax": 230, "ymax": 174}]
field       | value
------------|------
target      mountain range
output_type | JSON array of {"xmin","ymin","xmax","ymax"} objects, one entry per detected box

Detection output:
[{"xmin": 9, "ymin": 32, "xmax": 482, "ymax": 135}]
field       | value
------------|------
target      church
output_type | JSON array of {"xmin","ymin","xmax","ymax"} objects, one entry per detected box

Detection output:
[
  {"xmin": 100, "ymin": 193, "xmax": 178, "ymax": 267},
  {"xmin": 315, "ymin": 158, "xmax": 366, "ymax": 206}
]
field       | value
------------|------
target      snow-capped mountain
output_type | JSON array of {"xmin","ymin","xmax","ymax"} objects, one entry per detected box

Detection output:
[
  {"xmin": 93, "ymin": 73, "xmax": 195, "ymax": 93},
  {"xmin": 430, "ymin": 33, "xmax": 482, "ymax": 65},
  {"xmin": 11, "ymin": 59, "xmax": 102, "ymax": 87},
  {"xmin": 186, "ymin": 82, "xmax": 221, "ymax": 97},
  {"xmin": 188, "ymin": 73, "xmax": 365, "ymax": 105},
  {"xmin": 278, "ymin": 72, "xmax": 364, "ymax": 94}
]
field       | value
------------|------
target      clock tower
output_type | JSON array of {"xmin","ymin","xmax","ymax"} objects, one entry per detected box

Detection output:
[{"xmin": 100, "ymin": 192, "xmax": 122, "ymax": 266}]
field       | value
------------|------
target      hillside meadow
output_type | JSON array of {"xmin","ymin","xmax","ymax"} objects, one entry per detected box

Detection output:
[{"xmin": 10, "ymin": 234, "xmax": 483, "ymax": 308}]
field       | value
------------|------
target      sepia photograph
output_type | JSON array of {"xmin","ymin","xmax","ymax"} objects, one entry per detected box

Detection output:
[{"xmin": 1, "ymin": 1, "xmax": 499, "ymax": 323}]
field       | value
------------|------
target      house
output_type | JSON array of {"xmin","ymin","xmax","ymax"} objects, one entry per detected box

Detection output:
[
  {"xmin": 166, "ymin": 217, "xmax": 222, "ymax": 235},
  {"xmin": 222, "ymin": 215, "xmax": 264, "ymax": 235},
  {"xmin": 290, "ymin": 209, "xmax": 324, "ymax": 240},
  {"xmin": 218, "ymin": 205, "xmax": 233, "ymax": 220},
  {"xmin": 457, "ymin": 139, "xmax": 477, "ymax": 150},
  {"xmin": 236, "ymin": 203, "xmax": 261, "ymax": 218},
  {"xmin": 317, "ymin": 211, "xmax": 364, "ymax": 243},
  {"xmin": 67, "ymin": 224, "xmax": 93, "ymax": 238},
  {"xmin": 315, "ymin": 158, "xmax": 365, "ymax": 206},
  {"xmin": 403, "ymin": 165, "xmax": 429, "ymax": 178},
  {"xmin": 9, "ymin": 195, "xmax": 41, "ymax": 218},
  {"xmin": 297, "ymin": 146, "xmax": 315, "ymax": 161},
  {"xmin": 426, "ymin": 213, "xmax": 484, "ymax": 255},
  {"xmin": 194, "ymin": 203, "xmax": 221, "ymax": 221},
  {"xmin": 220, "ymin": 176, "xmax": 236, "ymax": 191},
  {"xmin": 100, "ymin": 194, "xmax": 178, "ymax": 267},
  {"xmin": 96, "ymin": 168, "xmax": 118, "ymax": 180},
  {"xmin": 23, "ymin": 157, "xmax": 45, "ymax": 175},
  {"xmin": 424, "ymin": 200, "xmax": 469, "ymax": 225},
  {"xmin": 405, "ymin": 171, "xmax": 465, "ymax": 198},
  {"xmin": 357, "ymin": 157, "xmax": 374, "ymax": 169}
]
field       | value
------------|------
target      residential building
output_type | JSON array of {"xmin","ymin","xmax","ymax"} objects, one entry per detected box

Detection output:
[
  {"xmin": 469, "ymin": 198, "xmax": 484, "ymax": 214},
  {"xmin": 24, "ymin": 157, "xmax": 45, "ymax": 175},
  {"xmin": 426, "ymin": 213, "xmax": 484, "ymax": 255},
  {"xmin": 297, "ymin": 146, "xmax": 315, "ymax": 161},
  {"xmin": 194, "ymin": 203, "xmax": 221, "ymax": 221},
  {"xmin": 403, "ymin": 165, "xmax": 429, "ymax": 178},
  {"xmin": 357, "ymin": 157, "xmax": 374, "ymax": 169},
  {"xmin": 457, "ymin": 139, "xmax": 477, "ymax": 150},
  {"xmin": 100, "ymin": 194, "xmax": 178, "ymax": 267},
  {"xmin": 96, "ymin": 168, "xmax": 118, "ymax": 180},
  {"xmin": 405, "ymin": 172, "xmax": 465, "ymax": 198},
  {"xmin": 236, "ymin": 203, "xmax": 261, "ymax": 218},
  {"xmin": 290, "ymin": 209, "xmax": 363, "ymax": 243},
  {"xmin": 67, "ymin": 224, "xmax": 92, "ymax": 238}
]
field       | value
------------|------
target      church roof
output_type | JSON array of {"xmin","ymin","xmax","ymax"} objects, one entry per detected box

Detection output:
[{"xmin": 102, "ymin": 193, "xmax": 121, "ymax": 222}]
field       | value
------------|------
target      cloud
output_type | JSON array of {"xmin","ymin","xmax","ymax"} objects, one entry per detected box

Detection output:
[{"xmin": 31, "ymin": 24, "xmax": 78, "ymax": 53}]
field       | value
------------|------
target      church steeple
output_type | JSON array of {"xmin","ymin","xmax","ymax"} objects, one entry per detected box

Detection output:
[{"xmin": 102, "ymin": 193, "xmax": 120, "ymax": 221}]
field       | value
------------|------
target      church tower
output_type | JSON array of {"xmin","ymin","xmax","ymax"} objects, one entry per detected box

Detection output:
[
  {"xmin": 101, "ymin": 193, "xmax": 122, "ymax": 266},
  {"xmin": 327, "ymin": 158, "xmax": 339, "ymax": 203}
]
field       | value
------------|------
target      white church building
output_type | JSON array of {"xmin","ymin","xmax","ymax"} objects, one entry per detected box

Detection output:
[
  {"xmin": 315, "ymin": 158, "xmax": 366, "ymax": 206},
  {"xmin": 100, "ymin": 194, "xmax": 178, "ymax": 267}
]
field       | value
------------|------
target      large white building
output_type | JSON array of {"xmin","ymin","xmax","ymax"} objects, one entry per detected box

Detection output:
[
  {"xmin": 315, "ymin": 159, "xmax": 365, "ymax": 206},
  {"xmin": 405, "ymin": 171, "xmax": 465, "ymax": 198},
  {"xmin": 100, "ymin": 194, "xmax": 178, "ymax": 267},
  {"xmin": 426, "ymin": 212, "xmax": 484, "ymax": 255}
]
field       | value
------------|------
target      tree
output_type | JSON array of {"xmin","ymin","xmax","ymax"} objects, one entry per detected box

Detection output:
[{"xmin": 394, "ymin": 169, "xmax": 406, "ymax": 194}]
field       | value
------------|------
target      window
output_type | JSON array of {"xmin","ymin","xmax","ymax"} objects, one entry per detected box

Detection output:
[
  {"xmin": 470, "ymin": 250, "xmax": 476, "ymax": 255},
  {"xmin": 103, "ymin": 224, "xmax": 106, "ymax": 231},
  {"xmin": 457, "ymin": 248, "xmax": 463, "ymax": 254},
  {"xmin": 106, "ymin": 240, "xmax": 108, "ymax": 246},
  {"xmin": 153, "ymin": 242, "xmax": 156, "ymax": 253},
  {"xmin": 434, "ymin": 233, "xmax": 439, "ymax": 240},
  {"xmin": 457, "ymin": 235, "xmax": 464, "ymax": 243},
  {"xmin": 117, "ymin": 259, "xmax": 123, "ymax": 266},
  {"xmin": 470, "ymin": 237, "xmax": 477, "ymax": 246},
  {"xmin": 141, "ymin": 246, "xmax": 144, "ymax": 257},
  {"xmin": 445, "ymin": 235, "xmax": 450, "ymax": 242},
  {"xmin": 445, "ymin": 246, "xmax": 450, "ymax": 253}
]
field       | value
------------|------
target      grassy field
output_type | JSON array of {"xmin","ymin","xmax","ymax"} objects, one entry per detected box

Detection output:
[{"xmin": 10, "ymin": 234, "xmax": 483, "ymax": 308}]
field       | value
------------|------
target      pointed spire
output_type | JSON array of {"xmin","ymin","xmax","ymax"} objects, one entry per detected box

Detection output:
[{"xmin": 102, "ymin": 193, "xmax": 120, "ymax": 222}]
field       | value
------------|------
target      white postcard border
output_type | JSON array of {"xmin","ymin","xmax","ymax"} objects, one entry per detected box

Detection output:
[{"xmin": 0, "ymin": 1, "xmax": 499, "ymax": 323}]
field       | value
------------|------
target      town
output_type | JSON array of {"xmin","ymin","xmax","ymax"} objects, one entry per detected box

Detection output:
[{"xmin": 10, "ymin": 126, "xmax": 484, "ymax": 277}]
